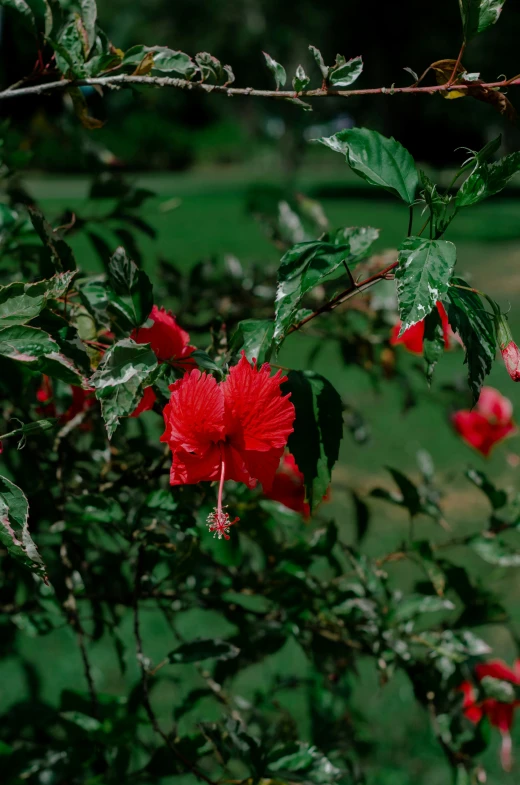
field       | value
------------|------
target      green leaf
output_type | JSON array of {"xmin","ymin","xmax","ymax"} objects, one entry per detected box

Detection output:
[
  {"xmin": 423, "ymin": 307, "xmax": 445, "ymax": 384},
  {"xmin": 263, "ymin": 51, "xmax": 286, "ymax": 89},
  {"xmin": 459, "ymin": 0, "xmax": 507, "ymax": 41},
  {"xmin": 0, "ymin": 324, "xmax": 83, "ymax": 383},
  {"xmin": 316, "ymin": 128, "xmax": 418, "ymax": 204},
  {"xmin": 267, "ymin": 743, "xmax": 342, "ymax": 783},
  {"xmin": 121, "ymin": 45, "xmax": 198, "ymax": 78},
  {"xmin": 392, "ymin": 594, "xmax": 455, "ymax": 623},
  {"xmin": 190, "ymin": 349, "xmax": 223, "ymax": 376},
  {"xmin": 444, "ymin": 277, "xmax": 495, "ymax": 401},
  {"xmin": 195, "ymin": 52, "xmax": 223, "ymax": 82},
  {"xmin": 0, "ymin": 0, "xmax": 35, "ymax": 30},
  {"xmin": 469, "ymin": 534, "xmax": 520, "ymax": 566},
  {"xmin": 107, "ymin": 246, "xmax": 153, "ymax": 329},
  {"xmin": 0, "ymin": 474, "xmax": 46, "ymax": 579},
  {"xmin": 386, "ymin": 467, "xmax": 422, "ymax": 517},
  {"xmin": 79, "ymin": 0, "xmax": 96, "ymax": 53},
  {"xmin": 0, "ymin": 324, "xmax": 58, "ymax": 360},
  {"xmin": 282, "ymin": 370, "xmax": 343, "ymax": 510},
  {"xmin": 456, "ymin": 150, "xmax": 520, "ymax": 207},
  {"xmin": 27, "ymin": 205, "xmax": 76, "ymax": 271},
  {"xmin": 413, "ymin": 541, "xmax": 446, "ymax": 596},
  {"xmin": 53, "ymin": 16, "xmax": 88, "ymax": 77},
  {"xmin": 273, "ymin": 241, "xmax": 350, "ymax": 346},
  {"xmin": 168, "ymin": 638, "xmax": 240, "ymax": 664},
  {"xmin": 293, "ymin": 64, "xmax": 310, "ymax": 92},
  {"xmin": 229, "ymin": 319, "xmax": 274, "ymax": 365},
  {"xmin": 25, "ymin": 0, "xmax": 52, "ymax": 35},
  {"xmin": 0, "ymin": 271, "xmax": 75, "ymax": 327},
  {"xmin": 89, "ymin": 339, "xmax": 158, "ymax": 438},
  {"xmin": 329, "ymin": 55, "xmax": 363, "ymax": 87},
  {"xmin": 308, "ymin": 45, "xmax": 328, "ymax": 80},
  {"xmin": 76, "ymin": 277, "xmax": 111, "ymax": 330},
  {"xmin": 331, "ymin": 225, "xmax": 379, "ymax": 264},
  {"xmin": 466, "ymin": 467, "xmax": 507, "ymax": 510},
  {"xmin": 396, "ymin": 237, "xmax": 456, "ymax": 332}
]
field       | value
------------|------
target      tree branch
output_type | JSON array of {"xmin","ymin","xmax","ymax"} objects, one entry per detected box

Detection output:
[{"xmin": 1, "ymin": 73, "xmax": 520, "ymax": 102}]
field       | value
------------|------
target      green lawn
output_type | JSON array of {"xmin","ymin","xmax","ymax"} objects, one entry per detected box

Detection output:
[{"xmin": 4, "ymin": 170, "xmax": 520, "ymax": 784}]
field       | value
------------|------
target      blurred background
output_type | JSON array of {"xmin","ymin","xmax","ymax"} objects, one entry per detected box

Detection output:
[{"xmin": 3, "ymin": 1, "xmax": 520, "ymax": 783}]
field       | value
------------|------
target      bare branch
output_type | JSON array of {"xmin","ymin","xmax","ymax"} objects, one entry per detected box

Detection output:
[{"xmin": 1, "ymin": 73, "xmax": 520, "ymax": 102}]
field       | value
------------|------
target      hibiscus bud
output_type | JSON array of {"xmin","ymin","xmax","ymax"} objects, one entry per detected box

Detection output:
[{"xmin": 496, "ymin": 313, "xmax": 520, "ymax": 382}]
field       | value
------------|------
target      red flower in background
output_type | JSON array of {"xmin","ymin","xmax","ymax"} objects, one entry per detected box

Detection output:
[
  {"xmin": 36, "ymin": 376, "xmax": 57, "ymax": 418},
  {"xmin": 62, "ymin": 386, "xmax": 96, "ymax": 425},
  {"xmin": 131, "ymin": 306, "xmax": 195, "ymax": 365},
  {"xmin": 130, "ymin": 386, "xmax": 157, "ymax": 418},
  {"xmin": 265, "ymin": 453, "xmax": 331, "ymax": 518},
  {"xmin": 161, "ymin": 353, "xmax": 295, "ymax": 539},
  {"xmin": 452, "ymin": 386, "xmax": 515, "ymax": 456},
  {"xmin": 36, "ymin": 377, "xmax": 95, "ymax": 428},
  {"xmin": 390, "ymin": 302, "xmax": 451, "ymax": 355},
  {"xmin": 460, "ymin": 659, "xmax": 520, "ymax": 771},
  {"xmin": 266, "ymin": 453, "xmax": 310, "ymax": 517},
  {"xmin": 131, "ymin": 306, "xmax": 196, "ymax": 415}
]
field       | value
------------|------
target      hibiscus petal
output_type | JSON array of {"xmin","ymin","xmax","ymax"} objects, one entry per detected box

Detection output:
[
  {"xmin": 390, "ymin": 319, "xmax": 425, "ymax": 354},
  {"xmin": 222, "ymin": 354, "xmax": 295, "ymax": 453},
  {"xmin": 160, "ymin": 370, "xmax": 225, "ymax": 454},
  {"xmin": 169, "ymin": 444, "xmax": 221, "ymax": 485},
  {"xmin": 478, "ymin": 386, "xmax": 514, "ymax": 424},
  {"xmin": 240, "ymin": 446, "xmax": 285, "ymax": 492},
  {"xmin": 132, "ymin": 306, "xmax": 193, "ymax": 363}
]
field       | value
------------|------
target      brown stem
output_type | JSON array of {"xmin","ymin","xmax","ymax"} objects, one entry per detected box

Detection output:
[{"xmin": 1, "ymin": 73, "xmax": 520, "ymax": 102}]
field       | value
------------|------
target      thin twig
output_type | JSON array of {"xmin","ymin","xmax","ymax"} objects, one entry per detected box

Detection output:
[
  {"xmin": 287, "ymin": 258, "xmax": 398, "ymax": 335},
  {"xmin": 60, "ymin": 543, "xmax": 99, "ymax": 717},
  {"xmin": 1, "ymin": 73, "xmax": 520, "ymax": 102}
]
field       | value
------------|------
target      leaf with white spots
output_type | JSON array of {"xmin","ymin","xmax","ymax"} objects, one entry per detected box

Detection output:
[
  {"xmin": 0, "ymin": 475, "xmax": 46, "ymax": 580},
  {"xmin": 396, "ymin": 237, "xmax": 456, "ymax": 333},
  {"xmin": 89, "ymin": 339, "xmax": 158, "ymax": 438}
]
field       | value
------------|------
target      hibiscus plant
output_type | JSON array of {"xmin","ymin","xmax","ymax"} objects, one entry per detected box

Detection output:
[{"xmin": 2, "ymin": 0, "xmax": 520, "ymax": 783}]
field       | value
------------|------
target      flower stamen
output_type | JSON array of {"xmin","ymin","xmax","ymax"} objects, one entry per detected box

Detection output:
[{"xmin": 206, "ymin": 458, "xmax": 239, "ymax": 540}]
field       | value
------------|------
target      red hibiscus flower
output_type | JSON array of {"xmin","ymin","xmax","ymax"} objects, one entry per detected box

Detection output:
[
  {"xmin": 131, "ymin": 306, "xmax": 195, "ymax": 365},
  {"xmin": 460, "ymin": 659, "xmax": 520, "ymax": 771},
  {"xmin": 160, "ymin": 353, "xmax": 295, "ymax": 539},
  {"xmin": 130, "ymin": 306, "xmax": 196, "ymax": 416},
  {"xmin": 452, "ymin": 386, "xmax": 516, "ymax": 457},
  {"xmin": 390, "ymin": 302, "xmax": 451, "ymax": 355}
]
